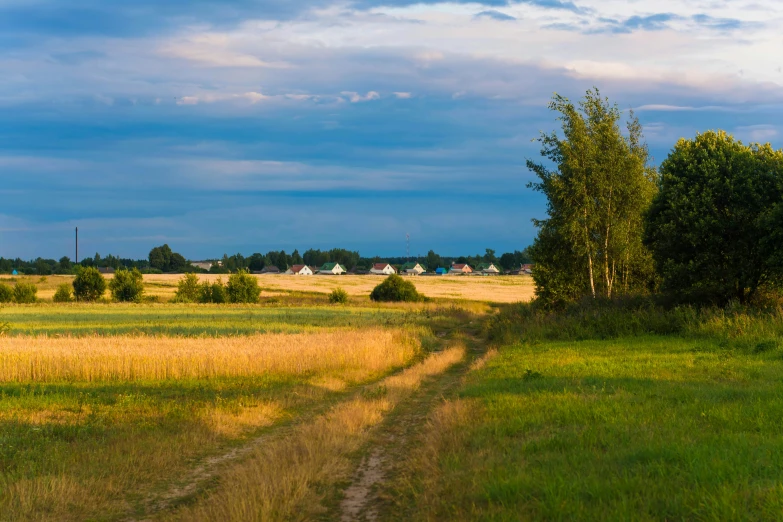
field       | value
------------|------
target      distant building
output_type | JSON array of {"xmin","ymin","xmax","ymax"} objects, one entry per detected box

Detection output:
[
  {"xmin": 449, "ymin": 263, "xmax": 473, "ymax": 274},
  {"xmin": 435, "ymin": 267, "xmax": 448, "ymax": 275},
  {"xmin": 401, "ymin": 262, "xmax": 426, "ymax": 275},
  {"xmin": 98, "ymin": 267, "xmax": 115, "ymax": 274},
  {"xmin": 285, "ymin": 265, "xmax": 313, "ymax": 276},
  {"xmin": 11, "ymin": 269, "xmax": 18, "ymax": 275},
  {"xmin": 370, "ymin": 263, "xmax": 396, "ymax": 275},
  {"xmin": 257, "ymin": 266, "xmax": 281, "ymax": 274},
  {"xmin": 476, "ymin": 263, "xmax": 501, "ymax": 275},
  {"xmin": 190, "ymin": 261, "xmax": 213, "ymax": 271},
  {"xmin": 319, "ymin": 262, "xmax": 347, "ymax": 275}
]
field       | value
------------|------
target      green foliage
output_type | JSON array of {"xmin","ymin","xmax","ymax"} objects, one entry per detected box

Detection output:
[
  {"xmin": 0, "ymin": 283, "xmax": 12, "ymax": 303},
  {"xmin": 329, "ymin": 287, "xmax": 349, "ymax": 304},
  {"xmin": 109, "ymin": 268, "xmax": 145, "ymax": 303},
  {"xmin": 149, "ymin": 244, "xmax": 189, "ymax": 273},
  {"xmin": 527, "ymin": 88, "xmax": 658, "ymax": 307},
  {"xmin": 52, "ymin": 283, "xmax": 73, "ymax": 303},
  {"xmin": 645, "ymin": 131, "xmax": 783, "ymax": 305},
  {"xmin": 12, "ymin": 282, "xmax": 38, "ymax": 303},
  {"xmin": 370, "ymin": 274, "xmax": 423, "ymax": 302},
  {"xmin": 226, "ymin": 270, "xmax": 261, "ymax": 304},
  {"xmin": 174, "ymin": 273, "xmax": 201, "ymax": 303},
  {"xmin": 199, "ymin": 279, "xmax": 228, "ymax": 304},
  {"xmin": 0, "ymin": 321, "xmax": 8, "ymax": 335},
  {"xmin": 73, "ymin": 266, "xmax": 107, "ymax": 302}
]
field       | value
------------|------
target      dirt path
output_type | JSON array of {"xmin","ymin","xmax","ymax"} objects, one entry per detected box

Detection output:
[{"xmin": 336, "ymin": 329, "xmax": 486, "ymax": 522}]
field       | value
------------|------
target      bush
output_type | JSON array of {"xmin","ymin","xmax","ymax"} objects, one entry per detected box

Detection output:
[
  {"xmin": 226, "ymin": 270, "xmax": 261, "ymax": 304},
  {"xmin": 199, "ymin": 279, "xmax": 227, "ymax": 304},
  {"xmin": 174, "ymin": 273, "xmax": 201, "ymax": 303},
  {"xmin": 0, "ymin": 283, "xmax": 12, "ymax": 303},
  {"xmin": 370, "ymin": 274, "xmax": 422, "ymax": 302},
  {"xmin": 13, "ymin": 283, "xmax": 37, "ymax": 304},
  {"xmin": 73, "ymin": 267, "xmax": 107, "ymax": 302},
  {"xmin": 53, "ymin": 283, "xmax": 73, "ymax": 303},
  {"xmin": 109, "ymin": 268, "xmax": 145, "ymax": 303},
  {"xmin": 329, "ymin": 287, "xmax": 349, "ymax": 304}
]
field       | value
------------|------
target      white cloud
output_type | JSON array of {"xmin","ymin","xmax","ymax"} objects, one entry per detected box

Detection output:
[
  {"xmin": 393, "ymin": 92, "xmax": 412, "ymax": 99},
  {"xmin": 341, "ymin": 91, "xmax": 380, "ymax": 103}
]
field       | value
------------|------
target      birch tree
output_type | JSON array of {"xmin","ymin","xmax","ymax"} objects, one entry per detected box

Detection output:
[{"xmin": 527, "ymin": 89, "xmax": 657, "ymax": 306}]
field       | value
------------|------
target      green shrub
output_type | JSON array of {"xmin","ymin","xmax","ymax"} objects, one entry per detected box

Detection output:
[
  {"xmin": 0, "ymin": 283, "xmax": 12, "ymax": 303},
  {"xmin": 73, "ymin": 267, "xmax": 107, "ymax": 302},
  {"xmin": 53, "ymin": 283, "xmax": 73, "ymax": 303},
  {"xmin": 370, "ymin": 274, "xmax": 422, "ymax": 302},
  {"xmin": 199, "ymin": 279, "xmax": 227, "ymax": 304},
  {"xmin": 174, "ymin": 273, "xmax": 201, "ymax": 303},
  {"xmin": 109, "ymin": 268, "xmax": 145, "ymax": 303},
  {"xmin": 329, "ymin": 287, "xmax": 349, "ymax": 304},
  {"xmin": 226, "ymin": 270, "xmax": 261, "ymax": 304},
  {"xmin": 13, "ymin": 282, "xmax": 37, "ymax": 303}
]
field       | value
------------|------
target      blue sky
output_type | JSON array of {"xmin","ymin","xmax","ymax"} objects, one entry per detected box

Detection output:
[{"xmin": 1, "ymin": 0, "xmax": 782, "ymax": 260}]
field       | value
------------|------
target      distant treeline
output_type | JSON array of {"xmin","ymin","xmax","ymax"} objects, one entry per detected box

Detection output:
[{"xmin": 0, "ymin": 246, "xmax": 531, "ymax": 275}]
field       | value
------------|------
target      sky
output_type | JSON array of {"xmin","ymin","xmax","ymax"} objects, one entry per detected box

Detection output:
[{"xmin": 1, "ymin": 0, "xmax": 782, "ymax": 260}]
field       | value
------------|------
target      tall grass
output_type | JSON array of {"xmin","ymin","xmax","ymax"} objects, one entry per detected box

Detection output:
[
  {"xmin": 488, "ymin": 298, "xmax": 783, "ymax": 349},
  {"xmin": 0, "ymin": 328, "xmax": 422, "ymax": 383}
]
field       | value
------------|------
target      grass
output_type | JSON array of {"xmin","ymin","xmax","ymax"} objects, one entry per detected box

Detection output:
[
  {"xmin": 0, "ymin": 321, "xmax": 426, "ymax": 521},
  {"xmin": 0, "ymin": 303, "xmax": 427, "ymax": 336},
  {"xmin": 391, "ymin": 304, "xmax": 783, "ymax": 521}
]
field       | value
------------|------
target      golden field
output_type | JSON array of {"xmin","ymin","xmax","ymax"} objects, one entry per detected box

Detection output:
[
  {"xmin": 0, "ymin": 328, "xmax": 420, "ymax": 383},
  {"xmin": 0, "ymin": 273, "xmax": 534, "ymax": 303}
]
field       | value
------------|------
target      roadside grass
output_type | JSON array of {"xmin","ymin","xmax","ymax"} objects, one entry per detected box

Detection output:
[
  {"xmin": 392, "ymin": 306, "xmax": 783, "ymax": 521},
  {"xmin": 0, "ymin": 304, "xmax": 433, "ymax": 336},
  {"xmin": 0, "ymin": 325, "xmax": 426, "ymax": 521}
]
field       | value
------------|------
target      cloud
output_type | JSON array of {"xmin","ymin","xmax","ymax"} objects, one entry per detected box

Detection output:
[
  {"xmin": 735, "ymin": 124, "xmax": 779, "ymax": 142},
  {"xmin": 341, "ymin": 91, "xmax": 381, "ymax": 102},
  {"xmin": 393, "ymin": 91, "xmax": 412, "ymax": 98},
  {"xmin": 474, "ymin": 10, "xmax": 516, "ymax": 21}
]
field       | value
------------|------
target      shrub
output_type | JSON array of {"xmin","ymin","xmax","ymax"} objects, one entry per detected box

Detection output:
[
  {"xmin": 73, "ymin": 267, "xmax": 107, "ymax": 302},
  {"xmin": 174, "ymin": 273, "xmax": 201, "ymax": 303},
  {"xmin": 109, "ymin": 268, "xmax": 145, "ymax": 303},
  {"xmin": 329, "ymin": 287, "xmax": 349, "ymax": 304},
  {"xmin": 53, "ymin": 283, "xmax": 73, "ymax": 303},
  {"xmin": 199, "ymin": 279, "xmax": 227, "ymax": 304},
  {"xmin": 226, "ymin": 270, "xmax": 262, "ymax": 304},
  {"xmin": 13, "ymin": 283, "xmax": 37, "ymax": 304},
  {"xmin": 0, "ymin": 283, "xmax": 12, "ymax": 303},
  {"xmin": 370, "ymin": 274, "xmax": 422, "ymax": 302}
]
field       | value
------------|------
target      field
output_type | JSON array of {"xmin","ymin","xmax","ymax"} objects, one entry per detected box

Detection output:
[
  {"xmin": 0, "ymin": 273, "xmax": 535, "ymax": 303},
  {"xmin": 3, "ymin": 276, "xmax": 783, "ymax": 520}
]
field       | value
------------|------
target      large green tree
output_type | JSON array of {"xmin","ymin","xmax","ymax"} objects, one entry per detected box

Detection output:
[
  {"xmin": 527, "ymin": 89, "xmax": 658, "ymax": 305},
  {"xmin": 644, "ymin": 131, "xmax": 783, "ymax": 304}
]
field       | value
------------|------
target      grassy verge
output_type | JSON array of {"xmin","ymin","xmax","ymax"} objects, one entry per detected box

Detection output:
[{"xmin": 390, "ymin": 304, "xmax": 783, "ymax": 521}]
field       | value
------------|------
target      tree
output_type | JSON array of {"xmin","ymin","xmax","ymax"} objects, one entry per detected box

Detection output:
[
  {"xmin": 644, "ymin": 131, "xmax": 783, "ymax": 304},
  {"xmin": 73, "ymin": 266, "xmax": 107, "ymax": 301},
  {"xmin": 0, "ymin": 283, "xmax": 12, "ymax": 303},
  {"xmin": 426, "ymin": 250, "xmax": 442, "ymax": 271},
  {"xmin": 527, "ymin": 88, "xmax": 658, "ymax": 306},
  {"xmin": 174, "ymin": 273, "xmax": 201, "ymax": 302},
  {"xmin": 13, "ymin": 283, "xmax": 37, "ymax": 303},
  {"xmin": 226, "ymin": 270, "xmax": 261, "ymax": 303},
  {"xmin": 58, "ymin": 256, "xmax": 72, "ymax": 271},
  {"xmin": 370, "ymin": 274, "xmax": 423, "ymax": 302},
  {"xmin": 53, "ymin": 283, "xmax": 73, "ymax": 303},
  {"xmin": 149, "ymin": 244, "xmax": 173, "ymax": 271},
  {"xmin": 109, "ymin": 268, "xmax": 145, "ymax": 302}
]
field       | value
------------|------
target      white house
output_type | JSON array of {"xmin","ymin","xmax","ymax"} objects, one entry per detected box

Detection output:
[
  {"xmin": 285, "ymin": 264, "xmax": 313, "ymax": 276},
  {"xmin": 319, "ymin": 262, "xmax": 347, "ymax": 275},
  {"xmin": 449, "ymin": 263, "xmax": 473, "ymax": 274},
  {"xmin": 401, "ymin": 262, "xmax": 426, "ymax": 275},
  {"xmin": 477, "ymin": 263, "xmax": 501, "ymax": 275},
  {"xmin": 191, "ymin": 261, "xmax": 213, "ymax": 271},
  {"xmin": 370, "ymin": 263, "xmax": 396, "ymax": 275}
]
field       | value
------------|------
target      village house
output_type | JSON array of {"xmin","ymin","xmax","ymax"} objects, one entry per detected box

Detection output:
[
  {"xmin": 401, "ymin": 262, "xmax": 426, "ymax": 275},
  {"xmin": 285, "ymin": 264, "xmax": 313, "ymax": 276},
  {"xmin": 97, "ymin": 267, "xmax": 115, "ymax": 275},
  {"xmin": 253, "ymin": 265, "xmax": 280, "ymax": 274},
  {"xmin": 190, "ymin": 261, "xmax": 213, "ymax": 271},
  {"xmin": 370, "ymin": 263, "xmax": 396, "ymax": 275},
  {"xmin": 476, "ymin": 263, "xmax": 501, "ymax": 275},
  {"xmin": 449, "ymin": 263, "xmax": 473, "ymax": 275},
  {"xmin": 319, "ymin": 262, "xmax": 347, "ymax": 275},
  {"xmin": 435, "ymin": 267, "xmax": 449, "ymax": 275}
]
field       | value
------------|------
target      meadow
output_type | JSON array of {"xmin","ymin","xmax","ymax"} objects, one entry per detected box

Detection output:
[{"xmin": 3, "ymin": 274, "xmax": 783, "ymax": 520}]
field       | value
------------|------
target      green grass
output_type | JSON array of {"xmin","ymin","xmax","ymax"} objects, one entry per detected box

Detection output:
[
  {"xmin": 0, "ymin": 304, "xmax": 424, "ymax": 336},
  {"xmin": 402, "ymin": 330, "xmax": 783, "ymax": 521}
]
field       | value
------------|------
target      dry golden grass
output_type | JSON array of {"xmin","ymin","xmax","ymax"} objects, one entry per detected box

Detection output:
[
  {"xmin": 0, "ymin": 328, "xmax": 421, "ymax": 383},
  {"xmin": 165, "ymin": 345, "xmax": 466, "ymax": 522}
]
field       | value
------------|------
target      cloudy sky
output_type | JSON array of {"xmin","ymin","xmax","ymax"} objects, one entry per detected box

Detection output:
[{"xmin": 1, "ymin": 0, "xmax": 782, "ymax": 260}]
